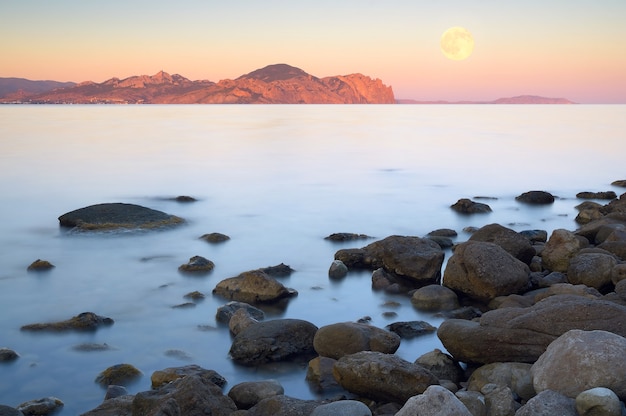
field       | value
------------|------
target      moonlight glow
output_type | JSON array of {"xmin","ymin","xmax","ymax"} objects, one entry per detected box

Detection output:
[{"xmin": 440, "ymin": 27, "xmax": 474, "ymax": 61}]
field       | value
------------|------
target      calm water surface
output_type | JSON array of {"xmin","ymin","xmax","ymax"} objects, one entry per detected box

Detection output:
[{"xmin": 0, "ymin": 105, "xmax": 624, "ymax": 414}]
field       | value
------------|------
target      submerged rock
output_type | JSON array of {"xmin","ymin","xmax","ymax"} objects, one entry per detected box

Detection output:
[
  {"xmin": 95, "ymin": 363, "xmax": 142, "ymax": 387},
  {"xmin": 576, "ymin": 191, "xmax": 617, "ymax": 200},
  {"xmin": 515, "ymin": 190, "xmax": 555, "ymax": 204},
  {"xmin": 173, "ymin": 195, "xmax": 196, "ymax": 202},
  {"xmin": 0, "ymin": 348, "xmax": 19, "ymax": 362},
  {"xmin": 450, "ymin": 198, "xmax": 492, "ymax": 214},
  {"xmin": 58, "ymin": 202, "xmax": 184, "ymax": 231},
  {"xmin": 324, "ymin": 232, "xmax": 372, "ymax": 242},
  {"xmin": 21, "ymin": 312, "xmax": 114, "ymax": 332},
  {"xmin": 16, "ymin": 397, "xmax": 64, "ymax": 416},
  {"xmin": 259, "ymin": 263, "xmax": 295, "ymax": 277},
  {"xmin": 200, "ymin": 232, "xmax": 230, "ymax": 243},
  {"xmin": 26, "ymin": 259, "xmax": 55, "ymax": 272},
  {"xmin": 178, "ymin": 255, "xmax": 215, "ymax": 273}
]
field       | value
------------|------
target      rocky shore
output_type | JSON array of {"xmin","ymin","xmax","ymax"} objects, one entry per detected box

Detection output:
[{"xmin": 2, "ymin": 184, "xmax": 626, "ymax": 416}]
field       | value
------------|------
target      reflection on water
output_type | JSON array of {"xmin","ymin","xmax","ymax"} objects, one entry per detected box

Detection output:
[{"xmin": 0, "ymin": 105, "xmax": 624, "ymax": 413}]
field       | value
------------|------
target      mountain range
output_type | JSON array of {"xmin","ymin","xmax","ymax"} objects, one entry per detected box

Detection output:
[
  {"xmin": 0, "ymin": 64, "xmax": 575, "ymax": 104},
  {"xmin": 0, "ymin": 64, "xmax": 394, "ymax": 104}
]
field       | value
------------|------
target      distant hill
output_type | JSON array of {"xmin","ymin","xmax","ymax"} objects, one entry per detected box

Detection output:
[
  {"xmin": 0, "ymin": 78, "xmax": 76, "ymax": 100},
  {"xmin": 397, "ymin": 95, "xmax": 576, "ymax": 104},
  {"xmin": 0, "ymin": 64, "xmax": 395, "ymax": 104}
]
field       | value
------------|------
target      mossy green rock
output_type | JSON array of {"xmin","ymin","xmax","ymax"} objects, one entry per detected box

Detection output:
[
  {"xmin": 95, "ymin": 363, "xmax": 142, "ymax": 387},
  {"xmin": 58, "ymin": 202, "xmax": 184, "ymax": 231},
  {"xmin": 21, "ymin": 312, "xmax": 114, "ymax": 332}
]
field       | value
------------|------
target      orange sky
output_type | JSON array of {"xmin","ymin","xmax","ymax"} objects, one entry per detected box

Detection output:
[{"xmin": 1, "ymin": 1, "xmax": 625, "ymax": 103}]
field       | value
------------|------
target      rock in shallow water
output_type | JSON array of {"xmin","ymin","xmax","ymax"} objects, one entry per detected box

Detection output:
[
  {"xmin": 450, "ymin": 198, "xmax": 492, "ymax": 214},
  {"xmin": 58, "ymin": 202, "xmax": 184, "ymax": 231},
  {"xmin": 332, "ymin": 351, "xmax": 439, "ymax": 403},
  {"xmin": 20, "ymin": 312, "xmax": 114, "ymax": 332},
  {"xmin": 26, "ymin": 259, "xmax": 55, "ymax": 272},
  {"xmin": 515, "ymin": 190, "xmax": 555, "ymax": 205},
  {"xmin": 178, "ymin": 255, "xmax": 215, "ymax": 273},
  {"xmin": 213, "ymin": 269, "xmax": 296, "ymax": 304},
  {"xmin": 0, "ymin": 348, "xmax": 19, "ymax": 362},
  {"xmin": 229, "ymin": 319, "xmax": 318, "ymax": 366},
  {"xmin": 313, "ymin": 321, "xmax": 400, "ymax": 359},
  {"xmin": 17, "ymin": 397, "xmax": 64, "ymax": 416},
  {"xmin": 95, "ymin": 363, "xmax": 142, "ymax": 387}
]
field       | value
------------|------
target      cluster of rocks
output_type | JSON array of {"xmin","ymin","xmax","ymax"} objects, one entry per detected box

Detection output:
[{"xmin": 3, "ymin": 186, "xmax": 626, "ymax": 415}]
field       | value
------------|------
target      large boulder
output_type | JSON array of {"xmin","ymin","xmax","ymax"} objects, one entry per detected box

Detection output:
[
  {"xmin": 515, "ymin": 390, "xmax": 577, "ymax": 416},
  {"xmin": 411, "ymin": 284, "xmax": 459, "ymax": 311},
  {"xmin": 531, "ymin": 329, "xmax": 626, "ymax": 400},
  {"xmin": 395, "ymin": 385, "xmax": 472, "ymax": 416},
  {"xmin": 132, "ymin": 374, "xmax": 236, "ymax": 416},
  {"xmin": 333, "ymin": 351, "xmax": 439, "ymax": 403},
  {"xmin": 227, "ymin": 379, "xmax": 284, "ymax": 410},
  {"xmin": 334, "ymin": 235, "xmax": 445, "ymax": 284},
  {"xmin": 541, "ymin": 229, "xmax": 589, "ymax": 272},
  {"xmin": 310, "ymin": 400, "xmax": 372, "ymax": 416},
  {"xmin": 213, "ymin": 269, "xmax": 296, "ymax": 304},
  {"xmin": 466, "ymin": 362, "xmax": 535, "ymax": 401},
  {"xmin": 229, "ymin": 319, "xmax": 318, "ymax": 366},
  {"xmin": 437, "ymin": 295, "xmax": 626, "ymax": 364},
  {"xmin": 442, "ymin": 241, "xmax": 530, "ymax": 302},
  {"xmin": 414, "ymin": 349, "xmax": 464, "ymax": 384},
  {"xmin": 313, "ymin": 322, "xmax": 400, "ymax": 359},
  {"xmin": 567, "ymin": 252, "xmax": 618, "ymax": 290},
  {"xmin": 58, "ymin": 202, "xmax": 184, "ymax": 231},
  {"xmin": 575, "ymin": 387, "xmax": 623, "ymax": 416},
  {"xmin": 468, "ymin": 223, "xmax": 536, "ymax": 264}
]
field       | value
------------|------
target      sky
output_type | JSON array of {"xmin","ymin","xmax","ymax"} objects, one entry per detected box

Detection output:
[{"xmin": 1, "ymin": 0, "xmax": 625, "ymax": 103}]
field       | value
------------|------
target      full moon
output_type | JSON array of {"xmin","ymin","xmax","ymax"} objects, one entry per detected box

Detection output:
[{"xmin": 440, "ymin": 27, "xmax": 474, "ymax": 60}]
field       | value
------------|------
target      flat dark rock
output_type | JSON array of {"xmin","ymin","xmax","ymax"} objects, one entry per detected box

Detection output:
[
  {"xmin": 58, "ymin": 202, "xmax": 184, "ymax": 231},
  {"xmin": 21, "ymin": 312, "xmax": 114, "ymax": 332}
]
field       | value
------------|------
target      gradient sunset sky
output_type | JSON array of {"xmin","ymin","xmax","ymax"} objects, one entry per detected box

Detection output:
[{"xmin": 1, "ymin": 1, "xmax": 625, "ymax": 103}]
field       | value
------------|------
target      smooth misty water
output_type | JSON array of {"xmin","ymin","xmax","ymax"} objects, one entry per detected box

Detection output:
[{"xmin": 0, "ymin": 104, "xmax": 624, "ymax": 414}]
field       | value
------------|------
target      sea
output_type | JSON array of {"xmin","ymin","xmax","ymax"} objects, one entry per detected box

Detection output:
[{"xmin": 0, "ymin": 104, "xmax": 624, "ymax": 414}]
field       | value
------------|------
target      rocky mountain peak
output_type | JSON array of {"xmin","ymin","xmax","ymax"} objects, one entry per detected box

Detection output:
[{"xmin": 238, "ymin": 63, "xmax": 311, "ymax": 82}]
